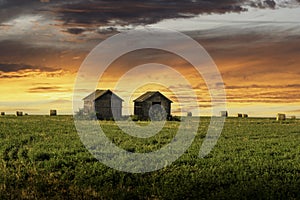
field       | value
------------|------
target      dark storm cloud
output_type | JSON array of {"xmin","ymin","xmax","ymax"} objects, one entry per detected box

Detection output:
[
  {"xmin": 97, "ymin": 27, "xmax": 119, "ymax": 34},
  {"xmin": 0, "ymin": 0, "xmax": 84, "ymax": 25},
  {"xmin": 0, "ymin": 40, "xmax": 57, "ymax": 62},
  {"xmin": 53, "ymin": 0, "xmax": 249, "ymax": 27},
  {"xmin": 250, "ymin": 0, "xmax": 276, "ymax": 9},
  {"xmin": 65, "ymin": 27, "xmax": 86, "ymax": 35},
  {"xmin": 0, "ymin": 62, "xmax": 63, "ymax": 79},
  {"xmin": 0, "ymin": 63, "xmax": 55, "ymax": 73},
  {"xmin": 263, "ymin": 0, "xmax": 276, "ymax": 8},
  {"xmin": 0, "ymin": 0, "xmax": 55, "ymax": 23},
  {"xmin": 1, "ymin": 0, "xmax": 298, "ymax": 35},
  {"xmin": 52, "ymin": 0, "xmax": 300, "ymax": 29},
  {"xmin": 0, "ymin": 0, "xmax": 35, "ymax": 23},
  {"xmin": 0, "ymin": 0, "xmax": 286, "ymax": 26},
  {"xmin": 0, "ymin": 40, "xmax": 86, "ymax": 72}
]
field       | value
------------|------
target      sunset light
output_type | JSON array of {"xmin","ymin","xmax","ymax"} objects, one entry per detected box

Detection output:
[{"xmin": 0, "ymin": 1, "xmax": 299, "ymax": 117}]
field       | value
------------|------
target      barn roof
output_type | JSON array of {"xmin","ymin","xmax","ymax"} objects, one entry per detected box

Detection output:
[
  {"xmin": 83, "ymin": 90, "xmax": 123, "ymax": 101},
  {"xmin": 134, "ymin": 91, "xmax": 173, "ymax": 103}
]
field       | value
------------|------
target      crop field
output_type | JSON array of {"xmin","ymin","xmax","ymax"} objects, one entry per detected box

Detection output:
[{"xmin": 0, "ymin": 116, "xmax": 299, "ymax": 199}]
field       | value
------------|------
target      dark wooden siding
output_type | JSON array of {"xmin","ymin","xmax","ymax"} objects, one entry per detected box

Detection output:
[
  {"xmin": 84, "ymin": 92, "xmax": 122, "ymax": 120},
  {"xmin": 134, "ymin": 102, "xmax": 143, "ymax": 117},
  {"xmin": 95, "ymin": 93, "xmax": 122, "ymax": 119}
]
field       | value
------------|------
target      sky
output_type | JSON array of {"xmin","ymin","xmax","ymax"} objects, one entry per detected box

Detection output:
[{"xmin": 0, "ymin": 0, "xmax": 300, "ymax": 117}]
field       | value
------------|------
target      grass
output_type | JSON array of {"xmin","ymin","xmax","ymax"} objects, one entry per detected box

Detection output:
[{"xmin": 0, "ymin": 115, "xmax": 299, "ymax": 199}]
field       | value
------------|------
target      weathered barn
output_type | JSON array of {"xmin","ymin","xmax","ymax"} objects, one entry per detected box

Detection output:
[
  {"xmin": 134, "ymin": 91, "xmax": 172, "ymax": 120},
  {"xmin": 83, "ymin": 90, "xmax": 123, "ymax": 120}
]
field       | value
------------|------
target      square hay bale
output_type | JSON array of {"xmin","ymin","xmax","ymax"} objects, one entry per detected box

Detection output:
[
  {"xmin": 1, "ymin": 112, "xmax": 5, "ymax": 116},
  {"xmin": 220, "ymin": 111, "xmax": 228, "ymax": 117},
  {"xmin": 242, "ymin": 114, "xmax": 248, "ymax": 118},
  {"xmin": 16, "ymin": 111, "xmax": 23, "ymax": 116},
  {"xmin": 237, "ymin": 113, "xmax": 243, "ymax": 118},
  {"xmin": 50, "ymin": 110, "xmax": 57, "ymax": 116},
  {"xmin": 276, "ymin": 113, "xmax": 286, "ymax": 121},
  {"xmin": 291, "ymin": 116, "xmax": 296, "ymax": 120}
]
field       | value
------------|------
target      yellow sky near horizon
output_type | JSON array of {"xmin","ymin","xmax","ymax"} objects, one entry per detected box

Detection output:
[{"xmin": 1, "ymin": 53, "xmax": 299, "ymax": 117}]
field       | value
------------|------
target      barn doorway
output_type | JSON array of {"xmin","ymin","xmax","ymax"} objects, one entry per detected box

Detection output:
[
  {"xmin": 149, "ymin": 102, "xmax": 166, "ymax": 121},
  {"xmin": 152, "ymin": 102, "xmax": 161, "ymax": 105}
]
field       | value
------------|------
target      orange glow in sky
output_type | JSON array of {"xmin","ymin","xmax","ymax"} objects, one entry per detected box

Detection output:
[{"xmin": 0, "ymin": 2, "xmax": 300, "ymax": 117}]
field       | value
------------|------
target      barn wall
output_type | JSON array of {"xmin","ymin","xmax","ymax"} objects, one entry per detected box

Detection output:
[
  {"xmin": 84, "ymin": 100, "xmax": 94, "ymax": 113},
  {"xmin": 111, "ymin": 96, "xmax": 122, "ymax": 119},
  {"xmin": 94, "ymin": 93, "xmax": 122, "ymax": 120},
  {"xmin": 134, "ymin": 102, "xmax": 143, "ymax": 117},
  {"xmin": 143, "ymin": 101, "xmax": 152, "ymax": 119}
]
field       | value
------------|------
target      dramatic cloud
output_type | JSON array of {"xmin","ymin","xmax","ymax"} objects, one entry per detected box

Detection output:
[
  {"xmin": 65, "ymin": 27, "xmax": 87, "ymax": 35},
  {"xmin": 49, "ymin": 0, "xmax": 300, "ymax": 30},
  {"xmin": 27, "ymin": 86, "xmax": 71, "ymax": 93},
  {"xmin": 2, "ymin": 0, "xmax": 297, "ymax": 30},
  {"xmin": 0, "ymin": 40, "xmax": 86, "ymax": 72},
  {"xmin": 53, "ymin": 0, "xmax": 247, "ymax": 27},
  {"xmin": 249, "ymin": 0, "xmax": 276, "ymax": 8},
  {"xmin": 0, "ymin": 0, "xmax": 300, "ymax": 115},
  {"xmin": 187, "ymin": 25, "xmax": 300, "ymax": 84},
  {"xmin": 0, "ymin": 63, "xmax": 56, "ymax": 73},
  {"xmin": 0, "ymin": 63, "xmax": 64, "ymax": 79},
  {"xmin": 0, "ymin": 0, "xmax": 61, "ymax": 23}
]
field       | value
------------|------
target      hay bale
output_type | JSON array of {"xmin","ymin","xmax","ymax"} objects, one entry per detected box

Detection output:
[
  {"xmin": 187, "ymin": 112, "xmax": 192, "ymax": 117},
  {"xmin": 237, "ymin": 113, "xmax": 243, "ymax": 118},
  {"xmin": 50, "ymin": 110, "xmax": 57, "ymax": 116},
  {"xmin": 1, "ymin": 112, "xmax": 5, "ymax": 116},
  {"xmin": 242, "ymin": 114, "xmax": 248, "ymax": 118},
  {"xmin": 16, "ymin": 111, "xmax": 23, "ymax": 116},
  {"xmin": 276, "ymin": 113, "xmax": 286, "ymax": 121},
  {"xmin": 291, "ymin": 116, "xmax": 296, "ymax": 120},
  {"xmin": 220, "ymin": 111, "xmax": 228, "ymax": 117}
]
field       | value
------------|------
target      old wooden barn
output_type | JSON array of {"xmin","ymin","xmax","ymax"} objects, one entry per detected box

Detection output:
[
  {"xmin": 134, "ymin": 91, "xmax": 172, "ymax": 120},
  {"xmin": 83, "ymin": 90, "xmax": 123, "ymax": 120}
]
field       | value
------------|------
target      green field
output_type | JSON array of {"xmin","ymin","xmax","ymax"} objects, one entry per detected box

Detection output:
[{"xmin": 0, "ymin": 116, "xmax": 299, "ymax": 199}]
